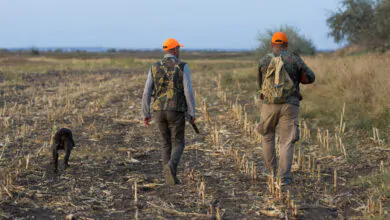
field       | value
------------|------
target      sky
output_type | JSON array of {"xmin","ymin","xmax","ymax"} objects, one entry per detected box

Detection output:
[{"xmin": 0, "ymin": 0, "xmax": 343, "ymax": 50}]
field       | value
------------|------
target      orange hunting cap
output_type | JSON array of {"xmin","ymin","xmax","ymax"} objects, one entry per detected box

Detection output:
[
  {"xmin": 162, "ymin": 38, "xmax": 184, "ymax": 51},
  {"xmin": 272, "ymin": 32, "xmax": 288, "ymax": 45}
]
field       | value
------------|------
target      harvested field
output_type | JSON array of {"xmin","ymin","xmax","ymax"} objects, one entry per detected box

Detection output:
[{"xmin": 0, "ymin": 52, "xmax": 389, "ymax": 219}]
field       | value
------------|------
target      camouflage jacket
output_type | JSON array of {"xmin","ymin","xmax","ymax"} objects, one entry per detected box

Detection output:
[
  {"xmin": 151, "ymin": 56, "xmax": 188, "ymax": 112},
  {"xmin": 258, "ymin": 52, "xmax": 315, "ymax": 105}
]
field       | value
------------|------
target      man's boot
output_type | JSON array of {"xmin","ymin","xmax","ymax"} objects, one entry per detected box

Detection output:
[
  {"xmin": 174, "ymin": 176, "xmax": 181, "ymax": 184},
  {"xmin": 170, "ymin": 162, "xmax": 181, "ymax": 184},
  {"xmin": 163, "ymin": 164, "xmax": 175, "ymax": 186}
]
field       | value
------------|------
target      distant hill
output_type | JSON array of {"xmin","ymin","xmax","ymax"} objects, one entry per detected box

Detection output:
[{"xmin": 1, "ymin": 47, "xmax": 254, "ymax": 53}]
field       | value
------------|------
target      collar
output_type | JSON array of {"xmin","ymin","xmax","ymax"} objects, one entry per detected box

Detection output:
[
  {"xmin": 271, "ymin": 51, "xmax": 288, "ymax": 57},
  {"xmin": 163, "ymin": 54, "xmax": 177, "ymax": 59}
]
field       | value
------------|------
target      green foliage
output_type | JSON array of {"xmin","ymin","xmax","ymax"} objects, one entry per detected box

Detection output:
[
  {"xmin": 54, "ymin": 48, "xmax": 63, "ymax": 53},
  {"xmin": 352, "ymin": 172, "xmax": 390, "ymax": 198},
  {"xmin": 30, "ymin": 47, "xmax": 40, "ymax": 56},
  {"xmin": 3, "ymin": 72, "xmax": 23, "ymax": 84},
  {"xmin": 327, "ymin": 0, "xmax": 375, "ymax": 44},
  {"xmin": 257, "ymin": 25, "xmax": 316, "ymax": 57},
  {"xmin": 106, "ymin": 48, "xmax": 117, "ymax": 53},
  {"xmin": 327, "ymin": 0, "xmax": 390, "ymax": 50}
]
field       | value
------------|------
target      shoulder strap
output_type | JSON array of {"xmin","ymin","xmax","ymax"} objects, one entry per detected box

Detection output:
[
  {"xmin": 267, "ymin": 53, "xmax": 275, "ymax": 58},
  {"xmin": 151, "ymin": 61, "xmax": 161, "ymax": 74}
]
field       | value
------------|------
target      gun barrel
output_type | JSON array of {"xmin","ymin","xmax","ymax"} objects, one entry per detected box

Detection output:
[{"xmin": 191, "ymin": 123, "xmax": 200, "ymax": 134}]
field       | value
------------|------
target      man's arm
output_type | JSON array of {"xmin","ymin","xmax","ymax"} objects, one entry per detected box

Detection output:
[
  {"xmin": 183, "ymin": 64, "xmax": 196, "ymax": 119},
  {"xmin": 296, "ymin": 56, "xmax": 315, "ymax": 84},
  {"xmin": 142, "ymin": 69, "xmax": 154, "ymax": 118},
  {"xmin": 258, "ymin": 56, "xmax": 269, "ymax": 90}
]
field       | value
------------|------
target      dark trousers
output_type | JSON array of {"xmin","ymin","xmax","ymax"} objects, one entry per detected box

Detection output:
[{"xmin": 154, "ymin": 111, "xmax": 185, "ymax": 177}]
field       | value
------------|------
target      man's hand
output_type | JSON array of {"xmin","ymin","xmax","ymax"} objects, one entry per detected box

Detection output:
[
  {"xmin": 260, "ymin": 93, "xmax": 264, "ymax": 100},
  {"xmin": 189, "ymin": 116, "xmax": 196, "ymax": 124},
  {"xmin": 143, "ymin": 117, "xmax": 151, "ymax": 126}
]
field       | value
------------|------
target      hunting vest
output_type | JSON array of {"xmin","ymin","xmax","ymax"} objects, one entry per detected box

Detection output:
[{"xmin": 151, "ymin": 57, "xmax": 187, "ymax": 112}]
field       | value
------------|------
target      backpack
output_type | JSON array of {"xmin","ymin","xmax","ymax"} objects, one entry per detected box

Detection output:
[{"xmin": 261, "ymin": 53, "xmax": 296, "ymax": 104}]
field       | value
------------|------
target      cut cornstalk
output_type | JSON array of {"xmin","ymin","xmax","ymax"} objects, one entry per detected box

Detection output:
[
  {"xmin": 251, "ymin": 162, "xmax": 257, "ymax": 181},
  {"xmin": 367, "ymin": 199, "xmax": 371, "ymax": 214},
  {"xmin": 317, "ymin": 165, "xmax": 321, "ymax": 182},
  {"xmin": 380, "ymin": 160, "xmax": 384, "ymax": 173},
  {"xmin": 286, "ymin": 190, "xmax": 291, "ymax": 208},
  {"xmin": 339, "ymin": 102, "xmax": 346, "ymax": 134},
  {"xmin": 244, "ymin": 112, "xmax": 247, "ymax": 132},
  {"xmin": 216, "ymin": 206, "xmax": 221, "ymax": 220},
  {"xmin": 25, "ymin": 154, "xmax": 30, "ymax": 169},
  {"xmin": 334, "ymin": 169, "xmax": 337, "ymax": 193},
  {"xmin": 134, "ymin": 181, "xmax": 138, "ymax": 204},
  {"xmin": 326, "ymin": 130, "xmax": 329, "ymax": 150}
]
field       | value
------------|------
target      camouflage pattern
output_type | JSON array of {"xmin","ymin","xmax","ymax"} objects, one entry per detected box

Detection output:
[
  {"xmin": 151, "ymin": 56, "xmax": 187, "ymax": 112},
  {"xmin": 258, "ymin": 52, "xmax": 315, "ymax": 105}
]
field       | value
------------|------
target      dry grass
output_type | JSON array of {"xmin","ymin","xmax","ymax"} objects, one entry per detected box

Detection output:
[{"xmin": 301, "ymin": 54, "xmax": 390, "ymax": 130}]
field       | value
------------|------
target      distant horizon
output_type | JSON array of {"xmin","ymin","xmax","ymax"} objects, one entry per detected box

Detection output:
[{"xmin": 1, "ymin": 46, "xmax": 337, "ymax": 52}]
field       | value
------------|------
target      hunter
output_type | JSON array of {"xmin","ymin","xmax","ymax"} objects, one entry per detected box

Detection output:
[
  {"xmin": 142, "ymin": 38, "xmax": 196, "ymax": 185},
  {"xmin": 257, "ymin": 32, "xmax": 315, "ymax": 186}
]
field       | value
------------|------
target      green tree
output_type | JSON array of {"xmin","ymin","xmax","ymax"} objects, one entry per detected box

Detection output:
[
  {"xmin": 327, "ymin": 0, "xmax": 375, "ymax": 44},
  {"xmin": 371, "ymin": 0, "xmax": 390, "ymax": 50},
  {"xmin": 30, "ymin": 47, "xmax": 40, "ymax": 55},
  {"xmin": 257, "ymin": 25, "xmax": 316, "ymax": 57},
  {"xmin": 106, "ymin": 48, "xmax": 117, "ymax": 53},
  {"xmin": 327, "ymin": 0, "xmax": 390, "ymax": 49}
]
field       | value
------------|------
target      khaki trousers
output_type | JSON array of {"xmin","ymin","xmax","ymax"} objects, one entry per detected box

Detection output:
[{"xmin": 257, "ymin": 104, "xmax": 299, "ymax": 180}]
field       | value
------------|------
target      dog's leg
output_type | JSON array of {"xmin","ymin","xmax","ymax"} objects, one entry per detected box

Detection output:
[
  {"xmin": 64, "ymin": 139, "xmax": 71, "ymax": 169},
  {"xmin": 70, "ymin": 135, "xmax": 75, "ymax": 148},
  {"xmin": 52, "ymin": 144, "xmax": 59, "ymax": 173}
]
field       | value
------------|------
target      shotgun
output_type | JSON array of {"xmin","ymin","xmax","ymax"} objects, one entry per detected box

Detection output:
[
  {"xmin": 185, "ymin": 113, "xmax": 199, "ymax": 134},
  {"xmin": 190, "ymin": 122, "xmax": 200, "ymax": 134}
]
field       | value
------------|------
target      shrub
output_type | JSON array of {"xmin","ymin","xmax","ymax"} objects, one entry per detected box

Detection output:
[
  {"xmin": 257, "ymin": 25, "xmax": 316, "ymax": 57},
  {"xmin": 30, "ymin": 47, "xmax": 40, "ymax": 56}
]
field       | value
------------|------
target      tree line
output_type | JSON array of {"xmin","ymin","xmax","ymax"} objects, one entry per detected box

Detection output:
[{"xmin": 258, "ymin": 0, "xmax": 390, "ymax": 56}]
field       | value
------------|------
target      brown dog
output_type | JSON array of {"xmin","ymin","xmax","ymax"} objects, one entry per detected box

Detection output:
[{"xmin": 52, "ymin": 128, "xmax": 75, "ymax": 173}]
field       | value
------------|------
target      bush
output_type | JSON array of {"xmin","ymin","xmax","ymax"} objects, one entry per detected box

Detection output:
[
  {"xmin": 107, "ymin": 48, "xmax": 117, "ymax": 53},
  {"xmin": 257, "ymin": 25, "xmax": 316, "ymax": 57},
  {"xmin": 30, "ymin": 47, "xmax": 40, "ymax": 56}
]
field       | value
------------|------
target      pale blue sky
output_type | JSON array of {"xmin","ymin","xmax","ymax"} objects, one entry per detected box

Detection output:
[{"xmin": 0, "ymin": 0, "xmax": 342, "ymax": 50}]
